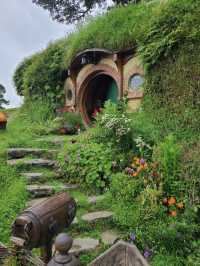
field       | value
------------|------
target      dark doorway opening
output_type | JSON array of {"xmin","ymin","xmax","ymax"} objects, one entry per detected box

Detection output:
[{"xmin": 83, "ymin": 74, "xmax": 118, "ymax": 121}]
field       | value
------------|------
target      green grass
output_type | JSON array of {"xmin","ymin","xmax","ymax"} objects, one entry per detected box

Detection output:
[
  {"xmin": 0, "ymin": 162, "xmax": 27, "ymax": 244},
  {"xmin": 0, "ymin": 106, "xmax": 58, "ymax": 244}
]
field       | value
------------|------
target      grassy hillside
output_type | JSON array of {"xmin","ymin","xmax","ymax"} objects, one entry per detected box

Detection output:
[{"xmin": 5, "ymin": 0, "xmax": 200, "ymax": 264}]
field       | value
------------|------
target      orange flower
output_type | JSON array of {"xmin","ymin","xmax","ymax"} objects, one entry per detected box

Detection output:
[
  {"xmin": 176, "ymin": 202, "xmax": 184, "ymax": 209},
  {"xmin": 167, "ymin": 197, "xmax": 176, "ymax": 206},
  {"xmin": 168, "ymin": 210, "xmax": 177, "ymax": 217},
  {"xmin": 141, "ymin": 163, "xmax": 148, "ymax": 169},
  {"xmin": 132, "ymin": 172, "xmax": 138, "ymax": 177}
]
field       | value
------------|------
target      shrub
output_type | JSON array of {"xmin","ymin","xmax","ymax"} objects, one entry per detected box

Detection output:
[
  {"xmin": 50, "ymin": 112, "xmax": 85, "ymax": 135},
  {"xmin": 110, "ymin": 172, "xmax": 161, "ymax": 229},
  {"xmin": 13, "ymin": 55, "xmax": 37, "ymax": 96},
  {"xmin": 18, "ymin": 99, "xmax": 55, "ymax": 136},
  {"xmin": 93, "ymin": 99, "xmax": 133, "ymax": 151},
  {"xmin": 14, "ymin": 39, "xmax": 67, "ymax": 109},
  {"xmin": 109, "ymin": 170, "xmax": 199, "ymax": 262},
  {"xmin": 58, "ymin": 140, "xmax": 113, "ymax": 192},
  {"xmin": 153, "ymin": 134, "xmax": 182, "ymax": 196},
  {"xmin": 62, "ymin": 112, "xmax": 84, "ymax": 130}
]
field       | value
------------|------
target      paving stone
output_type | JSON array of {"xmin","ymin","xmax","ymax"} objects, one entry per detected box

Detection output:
[
  {"xmin": 27, "ymin": 197, "xmax": 49, "ymax": 208},
  {"xmin": 62, "ymin": 184, "xmax": 80, "ymax": 190},
  {"xmin": 81, "ymin": 211, "xmax": 114, "ymax": 223},
  {"xmin": 101, "ymin": 231, "xmax": 120, "ymax": 245},
  {"xmin": 21, "ymin": 172, "xmax": 43, "ymax": 183},
  {"xmin": 0, "ymin": 242, "xmax": 10, "ymax": 259},
  {"xmin": 7, "ymin": 148, "xmax": 57, "ymax": 159},
  {"xmin": 69, "ymin": 238, "xmax": 99, "ymax": 255},
  {"xmin": 27, "ymin": 185, "xmax": 55, "ymax": 198},
  {"xmin": 88, "ymin": 195, "xmax": 105, "ymax": 204},
  {"xmin": 7, "ymin": 158, "xmax": 57, "ymax": 168}
]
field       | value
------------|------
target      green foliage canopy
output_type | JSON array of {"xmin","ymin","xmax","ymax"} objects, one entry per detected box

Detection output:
[
  {"xmin": 32, "ymin": 0, "xmax": 141, "ymax": 23},
  {"xmin": 0, "ymin": 84, "xmax": 9, "ymax": 108}
]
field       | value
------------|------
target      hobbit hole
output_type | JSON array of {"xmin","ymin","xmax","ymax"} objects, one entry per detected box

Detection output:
[{"xmin": 64, "ymin": 48, "xmax": 144, "ymax": 124}]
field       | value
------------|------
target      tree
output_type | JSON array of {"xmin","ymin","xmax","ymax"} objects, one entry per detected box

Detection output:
[
  {"xmin": 32, "ymin": 0, "xmax": 140, "ymax": 24},
  {"xmin": 0, "ymin": 84, "xmax": 9, "ymax": 109}
]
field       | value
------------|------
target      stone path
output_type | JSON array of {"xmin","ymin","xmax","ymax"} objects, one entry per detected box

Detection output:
[
  {"xmin": 27, "ymin": 184, "xmax": 55, "ymax": 198},
  {"xmin": 7, "ymin": 143, "xmax": 120, "ymax": 260},
  {"xmin": 82, "ymin": 211, "xmax": 114, "ymax": 223},
  {"xmin": 70, "ymin": 238, "xmax": 100, "ymax": 255},
  {"xmin": 101, "ymin": 231, "xmax": 119, "ymax": 245},
  {"xmin": 7, "ymin": 148, "xmax": 57, "ymax": 159},
  {"xmin": 7, "ymin": 158, "xmax": 57, "ymax": 168}
]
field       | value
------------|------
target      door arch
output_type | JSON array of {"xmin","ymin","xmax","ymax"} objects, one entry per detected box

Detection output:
[{"xmin": 78, "ymin": 69, "xmax": 120, "ymax": 124}]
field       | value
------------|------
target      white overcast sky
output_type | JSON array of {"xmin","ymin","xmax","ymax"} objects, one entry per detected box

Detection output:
[{"xmin": 0, "ymin": 0, "xmax": 71, "ymax": 108}]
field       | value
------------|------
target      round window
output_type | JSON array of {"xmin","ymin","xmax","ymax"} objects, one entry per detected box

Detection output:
[
  {"xmin": 66, "ymin": 89, "xmax": 73, "ymax": 101},
  {"xmin": 129, "ymin": 74, "xmax": 144, "ymax": 91}
]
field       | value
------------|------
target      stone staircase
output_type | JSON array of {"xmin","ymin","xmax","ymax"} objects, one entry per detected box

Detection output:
[{"xmin": 6, "ymin": 145, "xmax": 120, "ymax": 261}]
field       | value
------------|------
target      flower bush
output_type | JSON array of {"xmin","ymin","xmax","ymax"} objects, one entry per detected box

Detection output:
[{"xmin": 93, "ymin": 99, "xmax": 133, "ymax": 151}]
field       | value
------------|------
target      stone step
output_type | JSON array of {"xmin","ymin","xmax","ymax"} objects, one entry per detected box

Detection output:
[
  {"xmin": 21, "ymin": 172, "xmax": 62, "ymax": 184},
  {"xmin": 101, "ymin": 231, "xmax": 120, "ymax": 245},
  {"xmin": 7, "ymin": 148, "xmax": 57, "ymax": 159},
  {"xmin": 7, "ymin": 158, "xmax": 57, "ymax": 169},
  {"xmin": 88, "ymin": 195, "xmax": 106, "ymax": 205},
  {"xmin": 27, "ymin": 183, "xmax": 79, "ymax": 198},
  {"xmin": 62, "ymin": 184, "xmax": 80, "ymax": 190},
  {"xmin": 27, "ymin": 185, "xmax": 55, "ymax": 198},
  {"xmin": 22, "ymin": 172, "xmax": 44, "ymax": 183},
  {"xmin": 81, "ymin": 211, "xmax": 114, "ymax": 223},
  {"xmin": 69, "ymin": 238, "xmax": 99, "ymax": 256}
]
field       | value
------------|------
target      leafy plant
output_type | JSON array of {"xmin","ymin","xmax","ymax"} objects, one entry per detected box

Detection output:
[
  {"xmin": 153, "ymin": 134, "xmax": 182, "ymax": 195},
  {"xmin": 93, "ymin": 99, "xmax": 133, "ymax": 151},
  {"xmin": 58, "ymin": 140, "xmax": 113, "ymax": 192},
  {"xmin": 0, "ymin": 84, "xmax": 9, "ymax": 108}
]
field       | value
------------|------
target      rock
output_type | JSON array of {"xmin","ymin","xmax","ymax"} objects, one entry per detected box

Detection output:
[
  {"xmin": 69, "ymin": 238, "xmax": 99, "ymax": 255},
  {"xmin": 27, "ymin": 185, "xmax": 55, "ymax": 198},
  {"xmin": 27, "ymin": 197, "xmax": 49, "ymax": 208},
  {"xmin": 21, "ymin": 172, "xmax": 43, "ymax": 183},
  {"xmin": 7, "ymin": 148, "xmax": 57, "ymax": 159},
  {"xmin": 0, "ymin": 242, "xmax": 10, "ymax": 259},
  {"xmin": 62, "ymin": 184, "xmax": 80, "ymax": 190},
  {"xmin": 88, "ymin": 195, "xmax": 105, "ymax": 204},
  {"xmin": 82, "ymin": 211, "xmax": 114, "ymax": 223},
  {"xmin": 7, "ymin": 159, "xmax": 57, "ymax": 169},
  {"xmin": 101, "ymin": 231, "xmax": 119, "ymax": 245}
]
